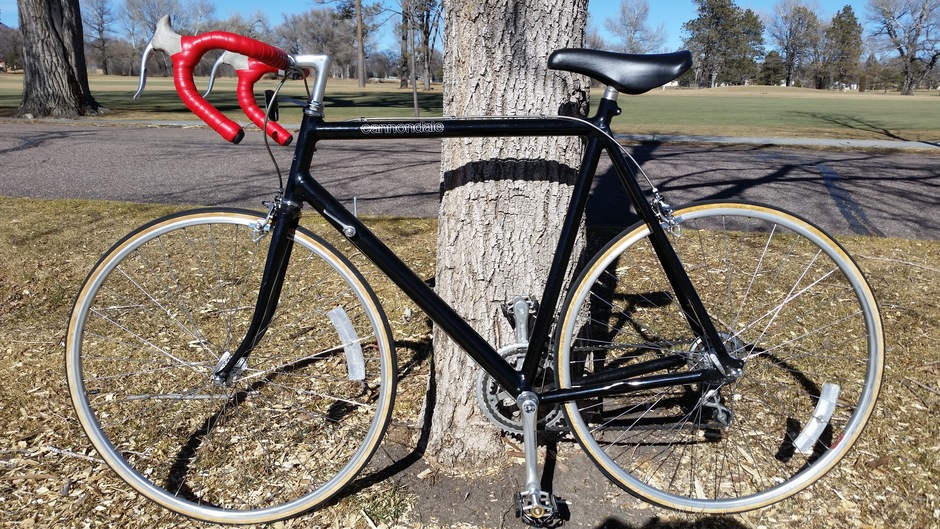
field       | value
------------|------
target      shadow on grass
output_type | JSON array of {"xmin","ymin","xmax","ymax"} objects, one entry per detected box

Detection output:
[
  {"xmin": 795, "ymin": 112, "xmax": 940, "ymax": 147},
  {"xmin": 35, "ymin": 89, "xmax": 445, "ymax": 116},
  {"xmin": 587, "ymin": 517, "xmax": 752, "ymax": 529}
]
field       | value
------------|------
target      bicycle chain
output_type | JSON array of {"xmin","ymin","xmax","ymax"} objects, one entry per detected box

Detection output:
[{"xmin": 477, "ymin": 340, "xmax": 725, "ymax": 435}]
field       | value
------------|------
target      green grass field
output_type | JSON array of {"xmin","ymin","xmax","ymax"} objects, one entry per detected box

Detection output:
[{"xmin": 2, "ymin": 73, "xmax": 937, "ymax": 141}]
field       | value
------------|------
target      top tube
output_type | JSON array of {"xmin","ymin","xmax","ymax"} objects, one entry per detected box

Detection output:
[{"xmin": 308, "ymin": 115, "xmax": 601, "ymax": 141}]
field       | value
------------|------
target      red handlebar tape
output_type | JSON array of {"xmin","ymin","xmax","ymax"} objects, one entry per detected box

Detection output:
[
  {"xmin": 237, "ymin": 60, "xmax": 293, "ymax": 146},
  {"xmin": 172, "ymin": 32, "xmax": 290, "ymax": 144}
]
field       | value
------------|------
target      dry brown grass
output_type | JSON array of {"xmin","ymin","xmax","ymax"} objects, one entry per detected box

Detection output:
[{"xmin": 1, "ymin": 196, "xmax": 938, "ymax": 528}]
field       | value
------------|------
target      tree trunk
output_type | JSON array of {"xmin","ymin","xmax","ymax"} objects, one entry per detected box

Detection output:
[
  {"xmin": 426, "ymin": 0, "xmax": 588, "ymax": 469},
  {"xmin": 17, "ymin": 0, "xmax": 103, "ymax": 118},
  {"xmin": 399, "ymin": 0, "xmax": 409, "ymax": 89},
  {"xmin": 355, "ymin": 0, "xmax": 366, "ymax": 88}
]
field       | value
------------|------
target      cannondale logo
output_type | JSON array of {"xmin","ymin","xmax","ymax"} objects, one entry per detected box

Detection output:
[{"xmin": 360, "ymin": 121, "xmax": 446, "ymax": 135}]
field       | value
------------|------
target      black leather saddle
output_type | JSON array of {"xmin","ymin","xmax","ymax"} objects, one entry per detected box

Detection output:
[{"xmin": 548, "ymin": 49, "xmax": 693, "ymax": 95}]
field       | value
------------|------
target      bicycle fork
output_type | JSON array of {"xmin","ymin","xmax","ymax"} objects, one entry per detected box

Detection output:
[{"xmin": 212, "ymin": 200, "xmax": 302, "ymax": 385}]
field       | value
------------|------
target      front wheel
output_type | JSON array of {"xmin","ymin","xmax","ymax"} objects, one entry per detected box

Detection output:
[
  {"xmin": 66, "ymin": 208, "xmax": 396, "ymax": 524},
  {"xmin": 555, "ymin": 202, "xmax": 883, "ymax": 513}
]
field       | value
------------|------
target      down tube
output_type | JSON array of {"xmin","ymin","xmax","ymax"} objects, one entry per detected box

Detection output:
[{"xmin": 294, "ymin": 170, "xmax": 526, "ymax": 395}]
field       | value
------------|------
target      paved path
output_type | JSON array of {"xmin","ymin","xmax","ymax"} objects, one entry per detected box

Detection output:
[
  {"xmin": 616, "ymin": 133, "xmax": 940, "ymax": 151},
  {"xmin": 1, "ymin": 119, "xmax": 937, "ymax": 239}
]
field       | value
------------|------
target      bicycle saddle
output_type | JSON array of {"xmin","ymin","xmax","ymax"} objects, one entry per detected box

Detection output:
[{"xmin": 548, "ymin": 49, "xmax": 693, "ymax": 95}]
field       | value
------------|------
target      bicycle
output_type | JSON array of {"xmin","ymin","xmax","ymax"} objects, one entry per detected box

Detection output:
[{"xmin": 65, "ymin": 15, "xmax": 884, "ymax": 527}]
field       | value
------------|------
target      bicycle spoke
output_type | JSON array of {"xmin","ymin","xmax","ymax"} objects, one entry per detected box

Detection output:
[{"xmin": 557, "ymin": 203, "xmax": 883, "ymax": 513}]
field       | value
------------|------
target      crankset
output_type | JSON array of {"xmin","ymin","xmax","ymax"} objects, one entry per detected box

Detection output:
[{"xmin": 475, "ymin": 345, "xmax": 566, "ymax": 435}]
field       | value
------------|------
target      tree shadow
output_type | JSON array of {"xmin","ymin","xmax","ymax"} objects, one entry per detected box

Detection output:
[
  {"xmin": 585, "ymin": 140, "xmax": 821, "ymax": 230},
  {"xmin": 793, "ymin": 111, "xmax": 940, "ymax": 148},
  {"xmin": 161, "ymin": 333, "xmax": 433, "ymax": 508},
  {"xmin": 588, "ymin": 517, "xmax": 752, "ymax": 529},
  {"xmin": 583, "ymin": 139, "xmax": 940, "ymax": 239}
]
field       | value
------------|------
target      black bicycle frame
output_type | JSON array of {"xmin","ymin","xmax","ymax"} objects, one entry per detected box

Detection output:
[{"xmin": 217, "ymin": 94, "xmax": 737, "ymax": 402}]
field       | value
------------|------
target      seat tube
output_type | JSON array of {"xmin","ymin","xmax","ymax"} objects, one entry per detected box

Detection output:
[{"xmin": 521, "ymin": 134, "xmax": 605, "ymax": 383}]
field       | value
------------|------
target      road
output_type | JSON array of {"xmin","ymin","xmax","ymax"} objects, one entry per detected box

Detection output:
[{"xmin": 1, "ymin": 121, "xmax": 937, "ymax": 239}]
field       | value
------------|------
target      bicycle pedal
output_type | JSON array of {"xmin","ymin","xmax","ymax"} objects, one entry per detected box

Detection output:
[{"xmin": 514, "ymin": 490, "xmax": 566, "ymax": 527}]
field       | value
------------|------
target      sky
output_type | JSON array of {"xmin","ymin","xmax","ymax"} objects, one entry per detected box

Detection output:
[
  {"xmin": 0, "ymin": 0, "xmax": 872, "ymax": 52},
  {"xmin": 593, "ymin": 0, "xmax": 871, "ymax": 52}
]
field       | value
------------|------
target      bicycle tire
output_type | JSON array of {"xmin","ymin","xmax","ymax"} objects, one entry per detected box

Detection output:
[
  {"xmin": 66, "ymin": 208, "xmax": 396, "ymax": 524},
  {"xmin": 555, "ymin": 201, "xmax": 883, "ymax": 513}
]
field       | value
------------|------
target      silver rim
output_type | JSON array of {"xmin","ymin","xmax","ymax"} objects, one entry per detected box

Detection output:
[
  {"xmin": 66, "ymin": 210, "xmax": 395, "ymax": 524},
  {"xmin": 557, "ymin": 202, "xmax": 883, "ymax": 512}
]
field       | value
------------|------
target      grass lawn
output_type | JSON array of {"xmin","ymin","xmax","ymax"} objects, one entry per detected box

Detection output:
[
  {"xmin": 0, "ymin": 74, "xmax": 444, "ymax": 122},
  {"xmin": 2, "ymin": 73, "xmax": 938, "ymax": 141},
  {"xmin": 621, "ymin": 85, "xmax": 940, "ymax": 141}
]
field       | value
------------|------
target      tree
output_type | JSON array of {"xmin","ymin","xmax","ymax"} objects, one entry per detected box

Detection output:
[
  {"xmin": 806, "ymin": 18, "xmax": 831, "ymax": 88},
  {"xmin": 17, "ymin": 0, "xmax": 103, "ymax": 117},
  {"xmin": 604, "ymin": 0, "xmax": 667, "ymax": 54},
  {"xmin": 429, "ymin": 0, "xmax": 589, "ymax": 467},
  {"xmin": 122, "ymin": 0, "xmax": 184, "ymax": 40},
  {"xmin": 719, "ymin": 7, "xmax": 764, "ymax": 85},
  {"xmin": 82, "ymin": 0, "xmax": 116, "ymax": 74},
  {"xmin": 322, "ymin": 1, "xmax": 381, "ymax": 86},
  {"xmin": 367, "ymin": 48, "xmax": 397, "ymax": 78},
  {"xmin": 276, "ymin": 9, "xmax": 357, "ymax": 77},
  {"xmin": 826, "ymin": 6, "xmax": 864, "ymax": 86},
  {"xmin": 397, "ymin": 0, "xmax": 410, "ymax": 88},
  {"xmin": 586, "ymin": 13, "xmax": 608, "ymax": 49},
  {"xmin": 0, "ymin": 23, "xmax": 23, "ymax": 71},
  {"xmin": 412, "ymin": 0, "xmax": 442, "ymax": 90},
  {"xmin": 868, "ymin": 0, "xmax": 940, "ymax": 95},
  {"xmin": 187, "ymin": 0, "xmax": 214, "ymax": 33},
  {"xmin": 216, "ymin": 11, "xmax": 272, "ymax": 40},
  {"xmin": 355, "ymin": 0, "xmax": 365, "ymax": 86},
  {"xmin": 682, "ymin": 0, "xmax": 765, "ymax": 87},
  {"xmin": 769, "ymin": 0, "xmax": 822, "ymax": 86},
  {"xmin": 758, "ymin": 49, "xmax": 787, "ymax": 84}
]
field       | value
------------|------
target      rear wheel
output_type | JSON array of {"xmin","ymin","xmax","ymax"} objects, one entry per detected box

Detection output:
[
  {"xmin": 555, "ymin": 202, "xmax": 883, "ymax": 512},
  {"xmin": 66, "ymin": 208, "xmax": 396, "ymax": 524}
]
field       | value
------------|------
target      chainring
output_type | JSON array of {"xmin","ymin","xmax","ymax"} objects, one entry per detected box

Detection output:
[{"xmin": 475, "ymin": 345, "xmax": 566, "ymax": 435}]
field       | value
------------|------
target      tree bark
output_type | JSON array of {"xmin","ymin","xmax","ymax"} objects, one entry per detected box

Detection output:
[
  {"xmin": 355, "ymin": 0, "xmax": 365, "ymax": 88},
  {"xmin": 426, "ymin": 0, "xmax": 588, "ymax": 468},
  {"xmin": 17, "ymin": 0, "xmax": 103, "ymax": 118},
  {"xmin": 399, "ymin": 0, "xmax": 410, "ymax": 89}
]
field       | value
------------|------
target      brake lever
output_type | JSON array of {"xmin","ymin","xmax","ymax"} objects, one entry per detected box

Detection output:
[
  {"xmin": 204, "ymin": 51, "xmax": 245, "ymax": 98},
  {"xmin": 134, "ymin": 16, "xmax": 183, "ymax": 100},
  {"xmin": 203, "ymin": 51, "xmax": 299, "ymax": 146}
]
